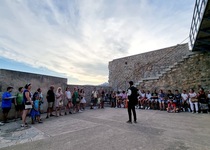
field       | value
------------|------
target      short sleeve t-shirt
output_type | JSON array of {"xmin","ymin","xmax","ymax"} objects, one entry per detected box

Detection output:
[
  {"xmin": 16, "ymin": 92, "xmax": 23, "ymax": 105},
  {"xmin": 1, "ymin": 92, "xmax": 12, "ymax": 108}
]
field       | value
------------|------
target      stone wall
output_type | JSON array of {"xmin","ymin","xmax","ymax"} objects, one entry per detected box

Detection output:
[
  {"xmin": 109, "ymin": 43, "xmax": 190, "ymax": 91},
  {"xmin": 138, "ymin": 52, "xmax": 210, "ymax": 92},
  {"xmin": 0, "ymin": 69, "xmax": 112, "ymax": 121},
  {"xmin": 0, "ymin": 69, "xmax": 68, "ymax": 121}
]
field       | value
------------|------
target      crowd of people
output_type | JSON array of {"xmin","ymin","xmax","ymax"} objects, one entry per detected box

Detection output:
[
  {"xmin": 1, "ymin": 83, "xmax": 210, "ymax": 127},
  {"xmin": 109, "ymin": 88, "xmax": 210, "ymax": 114},
  {"xmin": 1, "ymin": 84, "xmax": 88, "ymax": 127}
]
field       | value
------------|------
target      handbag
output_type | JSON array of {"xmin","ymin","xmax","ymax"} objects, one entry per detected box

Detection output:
[
  {"xmin": 76, "ymin": 98, "xmax": 80, "ymax": 102},
  {"xmin": 191, "ymin": 98, "xmax": 198, "ymax": 102},
  {"xmin": 59, "ymin": 100, "xmax": 63, "ymax": 106},
  {"xmin": 25, "ymin": 104, "xmax": 32, "ymax": 109}
]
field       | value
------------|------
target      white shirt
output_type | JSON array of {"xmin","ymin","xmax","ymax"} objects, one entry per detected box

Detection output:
[
  {"xmin": 181, "ymin": 93, "xmax": 188, "ymax": 101},
  {"xmin": 146, "ymin": 93, "xmax": 151, "ymax": 99},
  {"xmin": 65, "ymin": 91, "xmax": 72, "ymax": 99}
]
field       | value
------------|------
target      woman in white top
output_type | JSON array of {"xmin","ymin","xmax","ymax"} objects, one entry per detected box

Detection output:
[
  {"xmin": 55, "ymin": 87, "xmax": 63, "ymax": 116},
  {"xmin": 181, "ymin": 90, "xmax": 189, "ymax": 112},
  {"xmin": 188, "ymin": 88, "xmax": 198, "ymax": 114},
  {"xmin": 80, "ymin": 89, "xmax": 86, "ymax": 110},
  {"xmin": 65, "ymin": 87, "xmax": 72, "ymax": 115}
]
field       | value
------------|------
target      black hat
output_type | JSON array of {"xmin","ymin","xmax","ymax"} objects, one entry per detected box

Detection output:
[{"xmin": 129, "ymin": 81, "xmax": 133, "ymax": 85}]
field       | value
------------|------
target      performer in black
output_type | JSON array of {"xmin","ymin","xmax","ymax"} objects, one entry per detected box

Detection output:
[{"xmin": 127, "ymin": 81, "xmax": 138, "ymax": 124}]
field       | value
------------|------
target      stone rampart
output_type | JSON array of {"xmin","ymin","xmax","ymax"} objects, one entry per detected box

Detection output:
[
  {"xmin": 109, "ymin": 43, "xmax": 190, "ymax": 91},
  {"xmin": 0, "ymin": 69, "xmax": 111, "ymax": 121},
  {"xmin": 138, "ymin": 52, "xmax": 210, "ymax": 92}
]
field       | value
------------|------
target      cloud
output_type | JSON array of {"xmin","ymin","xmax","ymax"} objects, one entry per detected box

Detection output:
[{"xmin": 0, "ymin": 0, "xmax": 195, "ymax": 85}]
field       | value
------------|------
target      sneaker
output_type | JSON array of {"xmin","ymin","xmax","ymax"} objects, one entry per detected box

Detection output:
[
  {"xmin": 0, "ymin": 122, "xmax": 5, "ymax": 126},
  {"xmin": 21, "ymin": 123, "xmax": 28, "ymax": 127},
  {"xmin": 78, "ymin": 110, "xmax": 83, "ymax": 113},
  {"xmin": 196, "ymin": 112, "xmax": 199, "ymax": 114},
  {"xmin": 69, "ymin": 111, "xmax": 72, "ymax": 114},
  {"xmin": 126, "ymin": 121, "xmax": 132, "ymax": 124},
  {"xmin": 145, "ymin": 107, "xmax": 147, "ymax": 110},
  {"xmin": 148, "ymin": 107, "xmax": 150, "ymax": 110},
  {"xmin": 46, "ymin": 116, "xmax": 49, "ymax": 119},
  {"xmin": 188, "ymin": 108, "xmax": 191, "ymax": 112},
  {"xmin": 141, "ymin": 106, "xmax": 143, "ymax": 109}
]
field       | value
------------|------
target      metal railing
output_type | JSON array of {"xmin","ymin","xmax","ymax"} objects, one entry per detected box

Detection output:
[{"xmin": 189, "ymin": 0, "xmax": 208, "ymax": 50}]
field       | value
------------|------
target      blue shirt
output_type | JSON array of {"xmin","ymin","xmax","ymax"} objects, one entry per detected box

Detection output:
[
  {"xmin": 1, "ymin": 92, "xmax": 12, "ymax": 108},
  {"xmin": 34, "ymin": 100, "xmax": 39, "ymax": 110}
]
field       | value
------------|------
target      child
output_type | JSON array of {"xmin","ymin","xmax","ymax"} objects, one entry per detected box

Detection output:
[{"xmin": 30, "ymin": 94, "xmax": 42, "ymax": 124}]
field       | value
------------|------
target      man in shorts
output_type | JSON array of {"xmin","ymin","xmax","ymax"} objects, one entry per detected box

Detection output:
[{"xmin": 46, "ymin": 85, "xmax": 55, "ymax": 118}]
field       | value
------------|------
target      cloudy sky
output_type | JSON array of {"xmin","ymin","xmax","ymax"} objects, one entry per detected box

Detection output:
[{"xmin": 0, "ymin": 0, "xmax": 195, "ymax": 85}]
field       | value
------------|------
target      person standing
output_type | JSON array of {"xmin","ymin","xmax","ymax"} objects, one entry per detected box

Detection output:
[
  {"xmin": 22, "ymin": 83, "xmax": 33, "ymax": 127},
  {"xmin": 1, "ymin": 86, "xmax": 14, "ymax": 123},
  {"xmin": 14, "ymin": 87, "xmax": 24, "ymax": 120},
  {"xmin": 127, "ymin": 81, "xmax": 138, "ymax": 124},
  {"xmin": 46, "ymin": 85, "xmax": 55, "ymax": 118}
]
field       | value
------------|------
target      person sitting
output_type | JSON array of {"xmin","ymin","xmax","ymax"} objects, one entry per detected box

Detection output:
[
  {"xmin": 145, "ymin": 90, "xmax": 151, "ymax": 110},
  {"xmin": 174, "ymin": 90, "xmax": 181, "ymax": 112},
  {"xmin": 167, "ymin": 90, "xmax": 175, "ymax": 113},
  {"xmin": 139, "ymin": 90, "xmax": 146, "ymax": 109},
  {"xmin": 197, "ymin": 88, "xmax": 208, "ymax": 113},
  {"xmin": 158, "ymin": 89, "xmax": 166, "ymax": 111},
  {"xmin": 181, "ymin": 90, "xmax": 190, "ymax": 112},
  {"xmin": 151, "ymin": 90, "xmax": 159, "ymax": 110}
]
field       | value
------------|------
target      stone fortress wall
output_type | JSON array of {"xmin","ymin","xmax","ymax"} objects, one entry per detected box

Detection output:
[
  {"xmin": 0, "ymin": 69, "xmax": 111, "ymax": 120},
  {"xmin": 108, "ymin": 43, "xmax": 210, "ymax": 92}
]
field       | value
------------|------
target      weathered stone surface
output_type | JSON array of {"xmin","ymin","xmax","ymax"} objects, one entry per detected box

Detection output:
[
  {"xmin": 139, "ymin": 52, "xmax": 210, "ymax": 92},
  {"xmin": 109, "ymin": 43, "xmax": 190, "ymax": 91}
]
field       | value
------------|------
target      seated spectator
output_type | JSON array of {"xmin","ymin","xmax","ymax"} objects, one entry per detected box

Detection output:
[
  {"xmin": 207, "ymin": 90, "xmax": 210, "ymax": 114},
  {"xmin": 158, "ymin": 89, "xmax": 166, "ymax": 111},
  {"xmin": 197, "ymin": 88, "xmax": 208, "ymax": 113},
  {"xmin": 139, "ymin": 90, "xmax": 146, "ymax": 109},
  {"xmin": 181, "ymin": 90, "xmax": 189, "ymax": 112},
  {"xmin": 121, "ymin": 91, "xmax": 127, "ymax": 108},
  {"xmin": 166, "ymin": 90, "xmax": 175, "ymax": 113},
  {"xmin": 145, "ymin": 90, "xmax": 151, "ymax": 110},
  {"xmin": 189, "ymin": 88, "xmax": 198, "ymax": 114},
  {"xmin": 151, "ymin": 90, "xmax": 159, "ymax": 110},
  {"xmin": 174, "ymin": 90, "xmax": 181, "ymax": 112},
  {"xmin": 116, "ymin": 91, "xmax": 122, "ymax": 108}
]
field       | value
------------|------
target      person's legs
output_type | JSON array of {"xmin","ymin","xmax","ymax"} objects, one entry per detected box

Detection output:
[
  {"xmin": 190, "ymin": 101, "xmax": 194, "ymax": 113},
  {"xmin": 131, "ymin": 105, "xmax": 137, "ymax": 122},
  {"xmin": 22, "ymin": 109, "xmax": 29, "ymax": 126},
  {"xmin": 127, "ymin": 104, "xmax": 132, "ymax": 122},
  {"xmin": 194, "ymin": 102, "xmax": 199, "ymax": 113}
]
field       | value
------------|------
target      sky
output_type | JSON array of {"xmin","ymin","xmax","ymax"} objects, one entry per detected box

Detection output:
[{"xmin": 0, "ymin": 0, "xmax": 195, "ymax": 85}]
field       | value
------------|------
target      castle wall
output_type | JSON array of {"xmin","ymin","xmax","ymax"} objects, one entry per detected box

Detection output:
[
  {"xmin": 138, "ymin": 52, "xmax": 210, "ymax": 92},
  {"xmin": 109, "ymin": 43, "xmax": 190, "ymax": 91},
  {"xmin": 0, "ymin": 69, "xmax": 111, "ymax": 121}
]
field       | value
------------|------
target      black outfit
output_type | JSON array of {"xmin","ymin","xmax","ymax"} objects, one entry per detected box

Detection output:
[
  {"xmin": 46, "ymin": 90, "xmax": 55, "ymax": 103},
  {"xmin": 127, "ymin": 86, "xmax": 138, "ymax": 122}
]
